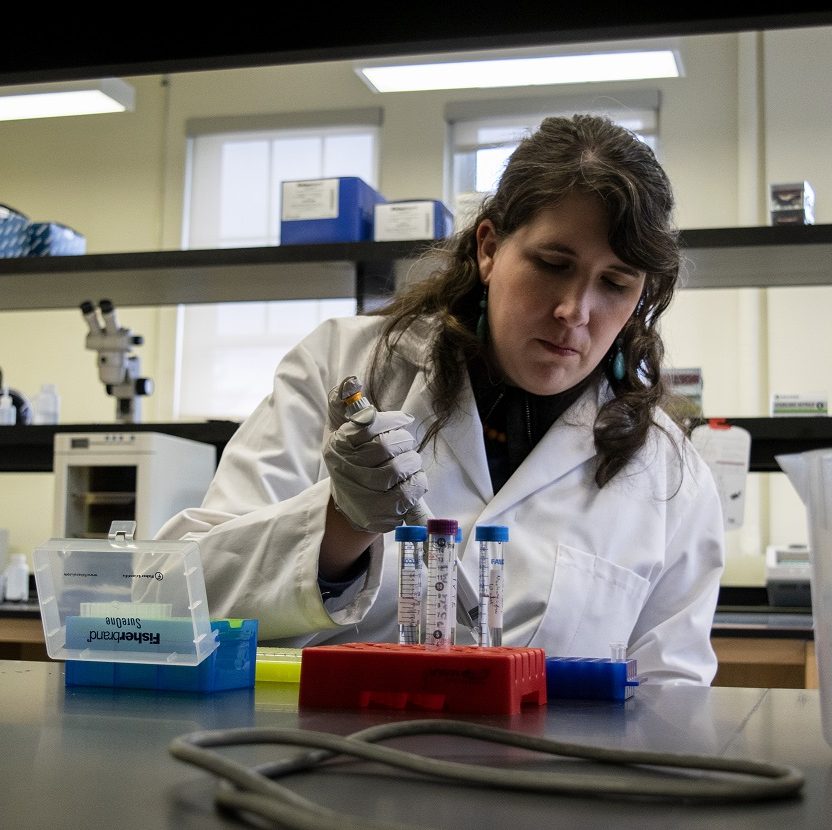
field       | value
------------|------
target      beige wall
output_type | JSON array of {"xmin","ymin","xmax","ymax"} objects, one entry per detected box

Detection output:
[{"xmin": 0, "ymin": 27, "xmax": 830, "ymax": 579}]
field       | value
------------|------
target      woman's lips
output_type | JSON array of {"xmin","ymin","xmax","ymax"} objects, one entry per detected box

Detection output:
[{"xmin": 539, "ymin": 338, "xmax": 579, "ymax": 356}]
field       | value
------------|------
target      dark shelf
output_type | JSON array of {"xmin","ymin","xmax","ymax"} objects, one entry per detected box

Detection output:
[
  {"xmin": 0, "ymin": 240, "xmax": 432, "ymax": 275},
  {"xmin": 717, "ymin": 586, "xmax": 771, "ymax": 607},
  {"xmin": 3, "ymin": 416, "xmax": 830, "ymax": 474},
  {"xmin": 0, "ymin": 422, "xmax": 240, "ymax": 472},
  {"xmin": 0, "ymin": 240, "xmax": 435, "ymax": 311},
  {"xmin": 0, "ymin": 225, "xmax": 831, "ymax": 311},
  {"xmin": 679, "ymin": 224, "xmax": 832, "ymax": 248},
  {"xmin": 677, "ymin": 223, "xmax": 832, "ymax": 290}
]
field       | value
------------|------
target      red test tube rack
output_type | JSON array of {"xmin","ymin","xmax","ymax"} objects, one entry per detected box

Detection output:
[{"xmin": 298, "ymin": 642, "xmax": 547, "ymax": 715}]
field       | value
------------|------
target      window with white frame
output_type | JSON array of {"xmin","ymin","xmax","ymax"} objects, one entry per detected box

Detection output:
[
  {"xmin": 446, "ymin": 92, "xmax": 660, "ymax": 226},
  {"xmin": 176, "ymin": 110, "xmax": 381, "ymax": 420}
]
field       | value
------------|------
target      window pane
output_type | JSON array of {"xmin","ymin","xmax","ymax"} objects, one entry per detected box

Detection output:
[
  {"xmin": 220, "ymin": 141, "xmax": 270, "ymax": 242},
  {"xmin": 324, "ymin": 133, "xmax": 376, "ymax": 183},
  {"xmin": 476, "ymin": 146, "xmax": 513, "ymax": 192},
  {"xmin": 449, "ymin": 104, "xmax": 658, "ymax": 209},
  {"xmin": 477, "ymin": 125, "xmax": 532, "ymax": 144},
  {"xmin": 177, "ymin": 298, "xmax": 357, "ymax": 419},
  {"xmin": 273, "ymin": 136, "xmax": 324, "ymax": 181},
  {"xmin": 179, "ymin": 121, "xmax": 375, "ymax": 421},
  {"xmin": 184, "ymin": 346, "xmax": 280, "ymax": 418},
  {"xmin": 216, "ymin": 302, "xmax": 268, "ymax": 337}
]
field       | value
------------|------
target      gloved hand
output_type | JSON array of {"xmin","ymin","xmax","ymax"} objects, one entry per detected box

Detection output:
[{"xmin": 323, "ymin": 405, "xmax": 429, "ymax": 534}]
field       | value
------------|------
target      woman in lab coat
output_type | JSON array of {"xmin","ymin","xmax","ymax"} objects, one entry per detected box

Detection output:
[{"xmin": 157, "ymin": 114, "xmax": 724, "ymax": 685}]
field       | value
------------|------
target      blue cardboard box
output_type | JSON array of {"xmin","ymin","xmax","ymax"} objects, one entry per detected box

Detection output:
[
  {"xmin": 0, "ymin": 204, "xmax": 30, "ymax": 258},
  {"xmin": 27, "ymin": 222, "xmax": 86, "ymax": 256},
  {"xmin": 373, "ymin": 200, "xmax": 454, "ymax": 241},
  {"xmin": 280, "ymin": 176, "xmax": 385, "ymax": 244}
]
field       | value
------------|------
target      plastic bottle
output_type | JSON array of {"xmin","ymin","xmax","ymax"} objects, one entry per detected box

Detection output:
[
  {"xmin": 0, "ymin": 386, "xmax": 16, "ymax": 425},
  {"xmin": 33, "ymin": 383, "xmax": 60, "ymax": 424},
  {"xmin": 3, "ymin": 553, "xmax": 30, "ymax": 601}
]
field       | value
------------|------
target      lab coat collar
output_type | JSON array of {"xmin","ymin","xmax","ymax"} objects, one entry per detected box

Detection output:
[
  {"xmin": 421, "ymin": 375, "xmax": 601, "ymax": 512},
  {"xmin": 481, "ymin": 383, "xmax": 600, "ymax": 517},
  {"xmin": 391, "ymin": 315, "xmax": 602, "ymax": 512}
]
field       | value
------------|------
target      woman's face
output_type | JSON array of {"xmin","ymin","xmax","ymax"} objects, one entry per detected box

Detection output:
[{"xmin": 476, "ymin": 190, "xmax": 646, "ymax": 396}]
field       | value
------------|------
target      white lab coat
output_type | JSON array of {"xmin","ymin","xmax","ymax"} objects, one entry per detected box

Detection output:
[{"xmin": 156, "ymin": 314, "xmax": 725, "ymax": 685}]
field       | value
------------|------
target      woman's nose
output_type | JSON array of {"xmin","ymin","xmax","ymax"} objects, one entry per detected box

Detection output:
[{"xmin": 553, "ymin": 285, "xmax": 590, "ymax": 326}]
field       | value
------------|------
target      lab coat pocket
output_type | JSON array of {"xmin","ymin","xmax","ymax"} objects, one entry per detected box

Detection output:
[{"xmin": 534, "ymin": 543, "xmax": 651, "ymax": 657}]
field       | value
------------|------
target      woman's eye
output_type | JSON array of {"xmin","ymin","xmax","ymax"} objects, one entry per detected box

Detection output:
[
  {"xmin": 602, "ymin": 277, "xmax": 628, "ymax": 293},
  {"xmin": 541, "ymin": 258, "xmax": 571, "ymax": 272}
]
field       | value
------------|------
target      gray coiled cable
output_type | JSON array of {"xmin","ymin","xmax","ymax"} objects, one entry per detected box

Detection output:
[{"xmin": 169, "ymin": 718, "xmax": 804, "ymax": 829}]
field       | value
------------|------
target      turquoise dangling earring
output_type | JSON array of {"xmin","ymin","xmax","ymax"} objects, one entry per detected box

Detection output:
[
  {"xmin": 476, "ymin": 287, "xmax": 489, "ymax": 343},
  {"xmin": 612, "ymin": 336, "xmax": 625, "ymax": 381}
]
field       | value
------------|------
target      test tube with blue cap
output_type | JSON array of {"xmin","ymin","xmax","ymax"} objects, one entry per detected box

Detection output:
[
  {"xmin": 475, "ymin": 525, "xmax": 508, "ymax": 647},
  {"xmin": 424, "ymin": 518, "xmax": 459, "ymax": 650},
  {"xmin": 395, "ymin": 524, "xmax": 427, "ymax": 645}
]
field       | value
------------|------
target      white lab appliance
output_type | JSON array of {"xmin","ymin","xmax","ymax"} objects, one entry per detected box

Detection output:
[
  {"xmin": 53, "ymin": 432, "xmax": 215, "ymax": 539},
  {"xmin": 765, "ymin": 543, "xmax": 812, "ymax": 607}
]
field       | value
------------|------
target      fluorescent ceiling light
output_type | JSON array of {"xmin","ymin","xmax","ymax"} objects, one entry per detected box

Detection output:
[
  {"xmin": 358, "ymin": 50, "xmax": 681, "ymax": 93},
  {"xmin": 0, "ymin": 78, "xmax": 135, "ymax": 122}
]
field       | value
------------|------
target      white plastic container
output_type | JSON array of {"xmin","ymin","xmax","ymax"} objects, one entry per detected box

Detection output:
[
  {"xmin": 777, "ymin": 449, "xmax": 832, "ymax": 748},
  {"xmin": 3, "ymin": 553, "xmax": 30, "ymax": 601},
  {"xmin": 33, "ymin": 383, "xmax": 60, "ymax": 424},
  {"xmin": 33, "ymin": 524, "xmax": 218, "ymax": 666}
]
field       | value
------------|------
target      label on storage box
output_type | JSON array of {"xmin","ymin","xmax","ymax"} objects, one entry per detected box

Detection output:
[
  {"xmin": 375, "ymin": 202, "xmax": 435, "ymax": 241},
  {"xmin": 65, "ymin": 615, "xmax": 198, "ymax": 652},
  {"xmin": 282, "ymin": 179, "xmax": 340, "ymax": 221}
]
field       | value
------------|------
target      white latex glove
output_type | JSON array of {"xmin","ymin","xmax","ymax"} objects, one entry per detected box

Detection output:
[{"xmin": 323, "ymin": 405, "xmax": 429, "ymax": 534}]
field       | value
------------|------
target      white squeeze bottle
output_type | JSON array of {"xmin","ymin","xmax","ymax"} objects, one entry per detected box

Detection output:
[
  {"xmin": 4, "ymin": 554, "xmax": 30, "ymax": 601},
  {"xmin": 33, "ymin": 383, "xmax": 60, "ymax": 424}
]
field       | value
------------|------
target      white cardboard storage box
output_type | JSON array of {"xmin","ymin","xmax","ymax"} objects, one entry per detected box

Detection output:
[{"xmin": 373, "ymin": 200, "xmax": 453, "ymax": 241}]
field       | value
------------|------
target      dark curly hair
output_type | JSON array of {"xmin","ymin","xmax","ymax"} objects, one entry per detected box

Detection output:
[{"xmin": 366, "ymin": 113, "xmax": 681, "ymax": 488}]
